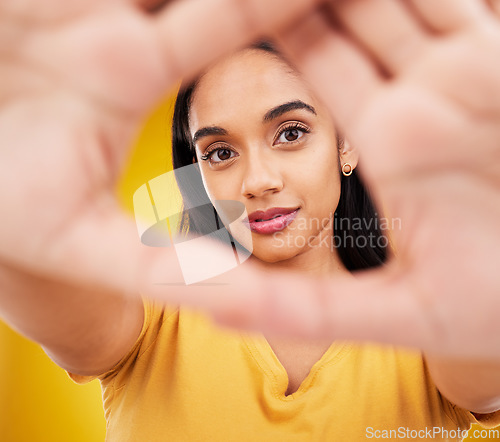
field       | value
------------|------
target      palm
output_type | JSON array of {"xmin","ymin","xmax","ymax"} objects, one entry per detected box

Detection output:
[
  {"xmin": 373, "ymin": 94, "xmax": 500, "ymax": 356},
  {"xmin": 0, "ymin": 3, "xmax": 168, "ymax": 291},
  {"xmin": 0, "ymin": 5, "xmax": 133, "ymax": 275},
  {"xmin": 357, "ymin": 25, "xmax": 500, "ymax": 355}
]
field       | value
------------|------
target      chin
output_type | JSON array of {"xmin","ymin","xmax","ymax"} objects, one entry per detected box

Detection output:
[{"xmin": 251, "ymin": 246, "xmax": 300, "ymax": 264}]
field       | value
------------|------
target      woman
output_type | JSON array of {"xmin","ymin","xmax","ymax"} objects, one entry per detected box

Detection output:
[
  {"xmin": 69, "ymin": 42, "xmax": 500, "ymax": 440},
  {"xmin": 172, "ymin": 41, "xmax": 386, "ymax": 273}
]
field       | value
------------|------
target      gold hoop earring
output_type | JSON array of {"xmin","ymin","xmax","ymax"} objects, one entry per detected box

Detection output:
[{"xmin": 342, "ymin": 163, "xmax": 353, "ymax": 177}]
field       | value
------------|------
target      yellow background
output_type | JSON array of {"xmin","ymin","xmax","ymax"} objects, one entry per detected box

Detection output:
[{"xmin": 0, "ymin": 95, "xmax": 498, "ymax": 441}]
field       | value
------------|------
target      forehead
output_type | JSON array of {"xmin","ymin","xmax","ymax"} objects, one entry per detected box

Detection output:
[{"xmin": 189, "ymin": 50, "xmax": 316, "ymax": 131}]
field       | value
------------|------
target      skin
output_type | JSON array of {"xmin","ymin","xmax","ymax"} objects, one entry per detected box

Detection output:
[
  {"xmin": 1, "ymin": 0, "xmax": 500, "ymax": 418},
  {"xmin": 189, "ymin": 49, "xmax": 358, "ymax": 276}
]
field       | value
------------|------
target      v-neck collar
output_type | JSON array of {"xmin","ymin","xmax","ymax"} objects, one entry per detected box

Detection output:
[{"xmin": 240, "ymin": 331, "xmax": 353, "ymax": 401}]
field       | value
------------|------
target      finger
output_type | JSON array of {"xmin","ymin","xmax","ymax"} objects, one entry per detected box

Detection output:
[
  {"xmin": 331, "ymin": 0, "xmax": 432, "ymax": 74},
  {"xmin": 277, "ymin": 9, "xmax": 383, "ymax": 135},
  {"xmin": 154, "ymin": 0, "xmax": 325, "ymax": 86},
  {"xmin": 486, "ymin": 0, "xmax": 500, "ymax": 17},
  {"xmin": 22, "ymin": 0, "xmax": 324, "ymax": 118},
  {"xmin": 404, "ymin": 0, "xmax": 489, "ymax": 33},
  {"xmin": 209, "ymin": 263, "xmax": 431, "ymax": 352}
]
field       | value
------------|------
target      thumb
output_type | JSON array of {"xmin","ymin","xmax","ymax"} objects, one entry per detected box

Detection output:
[{"xmin": 210, "ymin": 262, "xmax": 429, "ymax": 352}]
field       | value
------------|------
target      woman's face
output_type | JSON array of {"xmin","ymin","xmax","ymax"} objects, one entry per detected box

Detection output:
[{"xmin": 189, "ymin": 49, "xmax": 352, "ymax": 264}]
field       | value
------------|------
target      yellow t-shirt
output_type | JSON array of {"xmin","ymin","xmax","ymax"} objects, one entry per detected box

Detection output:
[{"xmin": 69, "ymin": 298, "xmax": 500, "ymax": 441}]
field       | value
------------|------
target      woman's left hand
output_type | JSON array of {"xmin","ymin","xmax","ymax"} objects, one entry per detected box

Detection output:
[{"xmin": 203, "ymin": 0, "xmax": 500, "ymax": 361}]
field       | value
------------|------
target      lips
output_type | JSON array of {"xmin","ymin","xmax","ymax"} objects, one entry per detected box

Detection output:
[{"xmin": 245, "ymin": 207, "xmax": 299, "ymax": 234}]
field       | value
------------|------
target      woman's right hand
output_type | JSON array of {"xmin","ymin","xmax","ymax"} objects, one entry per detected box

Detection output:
[
  {"xmin": 0, "ymin": 0, "xmax": 321, "ymax": 295},
  {"xmin": 0, "ymin": 0, "xmax": 324, "ymax": 372}
]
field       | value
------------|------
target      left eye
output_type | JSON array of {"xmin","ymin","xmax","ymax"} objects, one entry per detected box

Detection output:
[{"xmin": 276, "ymin": 127, "xmax": 306, "ymax": 144}]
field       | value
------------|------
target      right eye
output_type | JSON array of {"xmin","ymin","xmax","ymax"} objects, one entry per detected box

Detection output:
[{"xmin": 201, "ymin": 146, "xmax": 238, "ymax": 164}]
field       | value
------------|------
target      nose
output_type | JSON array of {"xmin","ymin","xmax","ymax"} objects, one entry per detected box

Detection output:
[{"xmin": 241, "ymin": 151, "xmax": 284, "ymax": 199}]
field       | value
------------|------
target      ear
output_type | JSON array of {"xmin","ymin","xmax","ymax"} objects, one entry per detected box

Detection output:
[{"xmin": 339, "ymin": 139, "xmax": 359, "ymax": 171}]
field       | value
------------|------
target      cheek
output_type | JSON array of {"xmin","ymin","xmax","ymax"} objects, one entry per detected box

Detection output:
[
  {"xmin": 310, "ymin": 169, "xmax": 341, "ymax": 214},
  {"xmin": 199, "ymin": 170, "xmax": 238, "ymax": 203},
  {"xmin": 294, "ymin": 143, "xmax": 341, "ymax": 208}
]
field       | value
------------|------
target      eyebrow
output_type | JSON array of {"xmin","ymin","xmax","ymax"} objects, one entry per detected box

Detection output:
[
  {"xmin": 192, "ymin": 126, "xmax": 228, "ymax": 145},
  {"xmin": 191, "ymin": 100, "xmax": 317, "ymax": 145},
  {"xmin": 263, "ymin": 100, "xmax": 316, "ymax": 123}
]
